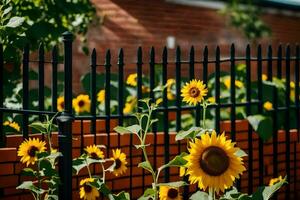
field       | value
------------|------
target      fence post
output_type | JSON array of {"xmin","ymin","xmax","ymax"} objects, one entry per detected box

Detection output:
[
  {"xmin": 57, "ymin": 112, "xmax": 73, "ymax": 200},
  {"xmin": 57, "ymin": 31, "xmax": 74, "ymax": 200}
]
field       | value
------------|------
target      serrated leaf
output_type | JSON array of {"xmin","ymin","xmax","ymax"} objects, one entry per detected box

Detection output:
[
  {"xmin": 160, "ymin": 152, "xmax": 188, "ymax": 171},
  {"xmin": 17, "ymin": 181, "xmax": 45, "ymax": 194},
  {"xmin": 157, "ymin": 181, "xmax": 188, "ymax": 188},
  {"xmin": 138, "ymin": 161, "xmax": 154, "ymax": 174},
  {"xmin": 189, "ymin": 191, "xmax": 209, "ymax": 200},
  {"xmin": 6, "ymin": 16, "xmax": 25, "ymax": 28},
  {"xmin": 114, "ymin": 125, "xmax": 141, "ymax": 135},
  {"xmin": 247, "ymin": 114, "xmax": 273, "ymax": 141},
  {"xmin": 138, "ymin": 188, "xmax": 156, "ymax": 200},
  {"xmin": 21, "ymin": 168, "xmax": 36, "ymax": 176}
]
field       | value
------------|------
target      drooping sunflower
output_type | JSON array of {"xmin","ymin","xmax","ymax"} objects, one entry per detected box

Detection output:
[
  {"xmin": 126, "ymin": 73, "xmax": 137, "ymax": 87},
  {"xmin": 159, "ymin": 186, "xmax": 182, "ymax": 200},
  {"xmin": 97, "ymin": 90, "xmax": 105, "ymax": 104},
  {"xmin": 57, "ymin": 96, "xmax": 65, "ymax": 112},
  {"xmin": 186, "ymin": 131, "xmax": 246, "ymax": 193},
  {"xmin": 3, "ymin": 121, "xmax": 21, "ymax": 132},
  {"xmin": 269, "ymin": 175, "xmax": 283, "ymax": 186},
  {"xmin": 79, "ymin": 178, "xmax": 100, "ymax": 200},
  {"xmin": 73, "ymin": 94, "xmax": 91, "ymax": 114},
  {"xmin": 181, "ymin": 79, "xmax": 208, "ymax": 106},
  {"xmin": 17, "ymin": 138, "xmax": 46, "ymax": 166},
  {"xmin": 85, "ymin": 145, "xmax": 104, "ymax": 159},
  {"xmin": 111, "ymin": 149, "xmax": 127, "ymax": 176}
]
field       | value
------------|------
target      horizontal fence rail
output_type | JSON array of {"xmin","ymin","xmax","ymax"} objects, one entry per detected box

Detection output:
[{"xmin": 0, "ymin": 33, "xmax": 300, "ymax": 199}]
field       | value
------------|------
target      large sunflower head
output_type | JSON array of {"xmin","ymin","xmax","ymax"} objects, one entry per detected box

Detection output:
[
  {"xmin": 79, "ymin": 178, "xmax": 100, "ymax": 200},
  {"xmin": 159, "ymin": 186, "xmax": 182, "ymax": 200},
  {"xmin": 97, "ymin": 90, "xmax": 105, "ymax": 104},
  {"xmin": 126, "ymin": 73, "xmax": 137, "ymax": 87},
  {"xmin": 72, "ymin": 94, "xmax": 91, "ymax": 114},
  {"xmin": 57, "ymin": 96, "xmax": 65, "ymax": 112},
  {"xmin": 17, "ymin": 138, "xmax": 46, "ymax": 166},
  {"xmin": 181, "ymin": 79, "xmax": 208, "ymax": 106},
  {"xmin": 85, "ymin": 145, "xmax": 104, "ymax": 159},
  {"xmin": 111, "ymin": 149, "xmax": 127, "ymax": 176},
  {"xmin": 186, "ymin": 131, "xmax": 246, "ymax": 193}
]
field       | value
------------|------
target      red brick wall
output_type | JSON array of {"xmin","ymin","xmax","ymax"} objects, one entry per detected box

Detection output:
[
  {"xmin": 65, "ymin": 0, "xmax": 300, "ymax": 93},
  {"xmin": 1, "ymin": 120, "xmax": 300, "ymax": 199}
]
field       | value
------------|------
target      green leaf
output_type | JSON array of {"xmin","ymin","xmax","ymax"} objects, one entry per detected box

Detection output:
[
  {"xmin": 40, "ymin": 159, "xmax": 57, "ymax": 177},
  {"xmin": 138, "ymin": 161, "xmax": 154, "ymax": 174},
  {"xmin": 157, "ymin": 181, "xmax": 188, "ymax": 188},
  {"xmin": 138, "ymin": 188, "xmax": 156, "ymax": 200},
  {"xmin": 114, "ymin": 125, "xmax": 141, "ymax": 135},
  {"xmin": 159, "ymin": 152, "xmax": 188, "ymax": 171},
  {"xmin": 176, "ymin": 127, "xmax": 202, "ymax": 141},
  {"xmin": 247, "ymin": 114, "xmax": 273, "ymax": 141},
  {"xmin": 5, "ymin": 16, "xmax": 25, "ymax": 28},
  {"xmin": 252, "ymin": 176, "xmax": 287, "ymax": 200},
  {"xmin": 21, "ymin": 168, "xmax": 36, "ymax": 176},
  {"xmin": 29, "ymin": 122, "xmax": 47, "ymax": 133},
  {"xmin": 72, "ymin": 158, "xmax": 86, "ymax": 175},
  {"xmin": 234, "ymin": 149, "xmax": 248, "ymax": 157},
  {"xmin": 16, "ymin": 181, "xmax": 45, "ymax": 194},
  {"xmin": 189, "ymin": 191, "xmax": 209, "ymax": 200},
  {"xmin": 112, "ymin": 191, "xmax": 131, "ymax": 200}
]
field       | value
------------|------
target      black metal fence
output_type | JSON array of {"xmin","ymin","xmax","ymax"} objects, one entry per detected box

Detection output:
[{"xmin": 0, "ymin": 32, "xmax": 300, "ymax": 199}]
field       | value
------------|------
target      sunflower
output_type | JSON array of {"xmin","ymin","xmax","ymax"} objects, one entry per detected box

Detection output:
[
  {"xmin": 73, "ymin": 94, "xmax": 91, "ymax": 114},
  {"xmin": 97, "ymin": 90, "xmax": 105, "ymax": 104},
  {"xmin": 57, "ymin": 96, "xmax": 65, "ymax": 112},
  {"xmin": 269, "ymin": 175, "xmax": 283, "ymax": 186},
  {"xmin": 111, "ymin": 149, "xmax": 127, "ymax": 176},
  {"xmin": 17, "ymin": 138, "xmax": 46, "ymax": 166},
  {"xmin": 181, "ymin": 79, "xmax": 208, "ymax": 106},
  {"xmin": 126, "ymin": 73, "xmax": 137, "ymax": 87},
  {"xmin": 262, "ymin": 74, "xmax": 268, "ymax": 81},
  {"xmin": 207, "ymin": 97, "xmax": 215, "ymax": 104},
  {"xmin": 167, "ymin": 79, "xmax": 176, "ymax": 100},
  {"xmin": 123, "ymin": 97, "xmax": 137, "ymax": 114},
  {"xmin": 223, "ymin": 77, "xmax": 244, "ymax": 89},
  {"xmin": 79, "ymin": 178, "xmax": 100, "ymax": 200},
  {"xmin": 85, "ymin": 145, "xmax": 104, "ymax": 159},
  {"xmin": 3, "ymin": 121, "xmax": 21, "ymax": 132},
  {"xmin": 263, "ymin": 101, "xmax": 273, "ymax": 111},
  {"xmin": 159, "ymin": 186, "xmax": 182, "ymax": 200},
  {"xmin": 186, "ymin": 131, "xmax": 246, "ymax": 193}
]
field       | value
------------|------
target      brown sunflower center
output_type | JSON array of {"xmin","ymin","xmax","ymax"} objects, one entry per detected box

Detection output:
[
  {"xmin": 60, "ymin": 102, "xmax": 64, "ymax": 108},
  {"xmin": 78, "ymin": 100, "xmax": 85, "ymax": 107},
  {"xmin": 115, "ymin": 158, "xmax": 122, "ymax": 170},
  {"xmin": 200, "ymin": 146, "xmax": 229, "ymax": 176},
  {"xmin": 84, "ymin": 184, "xmax": 92, "ymax": 193},
  {"xmin": 28, "ymin": 146, "xmax": 39, "ymax": 157},
  {"xmin": 90, "ymin": 152, "xmax": 98, "ymax": 159},
  {"xmin": 189, "ymin": 87, "xmax": 200, "ymax": 98},
  {"xmin": 167, "ymin": 188, "xmax": 178, "ymax": 199}
]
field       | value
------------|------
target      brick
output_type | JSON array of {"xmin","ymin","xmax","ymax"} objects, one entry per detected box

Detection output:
[
  {"xmin": 0, "ymin": 175, "xmax": 19, "ymax": 188},
  {"xmin": 0, "ymin": 163, "xmax": 14, "ymax": 175},
  {"xmin": 0, "ymin": 148, "xmax": 18, "ymax": 162}
]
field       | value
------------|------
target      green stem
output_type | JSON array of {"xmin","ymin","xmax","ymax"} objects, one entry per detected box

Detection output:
[
  {"xmin": 37, "ymin": 161, "xmax": 42, "ymax": 200},
  {"xmin": 202, "ymin": 102, "xmax": 207, "ymax": 129},
  {"xmin": 101, "ymin": 163, "xmax": 106, "ymax": 183},
  {"xmin": 85, "ymin": 159, "xmax": 92, "ymax": 178}
]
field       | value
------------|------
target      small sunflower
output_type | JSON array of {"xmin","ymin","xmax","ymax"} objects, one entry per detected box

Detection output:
[
  {"xmin": 3, "ymin": 121, "xmax": 21, "ymax": 132},
  {"xmin": 79, "ymin": 178, "xmax": 100, "ymax": 200},
  {"xmin": 181, "ymin": 79, "xmax": 208, "ymax": 106},
  {"xmin": 17, "ymin": 138, "xmax": 46, "ymax": 166},
  {"xmin": 73, "ymin": 94, "xmax": 91, "ymax": 114},
  {"xmin": 97, "ymin": 90, "xmax": 105, "ymax": 104},
  {"xmin": 167, "ymin": 79, "xmax": 176, "ymax": 100},
  {"xmin": 186, "ymin": 131, "xmax": 246, "ymax": 193},
  {"xmin": 262, "ymin": 74, "xmax": 268, "ymax": 81},
  {"xmin": 269, "ymin": 175, "xmax": 283, "ymax": 186},
  {"xmin": 223, "ymin": 77, "xmax": 244, "ymax": 89},
  {"xmin": 123, "ymin": 97, "xmax": 137, "ymax": 114},
  {"xmin": 111, "ymin": 149, "xmax": 127, "ymax": 176},
  {"xmin": 85, "ymin": 145, "xmax": 104, "ymax": 159},
  {"xmin": 57, "ymin": 96, "xmax": 65, "ymax": 112},
  {"xmin": 159, "ymin": 186, "xmax": 182, "ymax": 200},
  {"xmin": 263, "ymin": 101, "xmax": 273, "ymax": 111},
  {"xmin": 126, "ymin": 73, "xmax": 137, "ymax": 87},
  {"xmin": 207, "ymin": 97, "xmax": 216, "ymax": 104}
]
